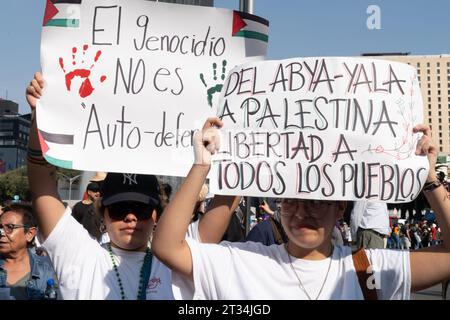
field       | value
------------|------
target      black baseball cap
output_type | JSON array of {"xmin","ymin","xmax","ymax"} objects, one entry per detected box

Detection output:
[
  {"xmin": 101, "ymin": 173, "xmax": 161, "ymax": 207},
  {"xmin": 86, "ymin": 182, "xmax": 100, "ymax": 192}
]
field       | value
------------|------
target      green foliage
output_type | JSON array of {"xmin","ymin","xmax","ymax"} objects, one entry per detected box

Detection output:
[
  {"xmin": 0, "ymin": 166, "xmax": 30, "ymax": 202},
  {"xmin": 437, "ymin": 155, "xmax": 447, "ymax": 164},
  {"xmin": 0, "ymin": 166, "xmax": 82, "ymax": 203}
]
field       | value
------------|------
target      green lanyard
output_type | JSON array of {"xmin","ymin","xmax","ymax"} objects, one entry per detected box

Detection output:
[
  {"xmin": 138, "ymin": 250, "xmax": 153, "ymax": 300},
  {"xmin": 108, "ymin": 244, "xmax": 153, "ymax": 300}
]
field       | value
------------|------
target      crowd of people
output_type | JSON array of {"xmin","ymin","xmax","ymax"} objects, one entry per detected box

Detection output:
[
  {"xmin": 1, "ymin": 72, "xmax": 450, "ymax": 300},
  {"xmin": 387, "ymin": 220, "xmax": 442, "ymax": 250}
]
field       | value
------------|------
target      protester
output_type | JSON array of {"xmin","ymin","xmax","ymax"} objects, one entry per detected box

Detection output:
[
  {"xmin": 430, "ymin": 223, "xmax": 438, "ymax": 246},
  {"xmin": 411, "ymin": 223, "xmax": 423, "ymax": 250},
  {"xmin": 220, "ymin": 197, "xmax": 246, "ymax": 242},
  {"xmin": 89, "ymin": 172, "xmax": 107, "ymax": 190},
  {"xmin": 339, "ymin": 220, "xmax": 352, "ymax": 246},
  {"xmin": 72, "ymin": 182, "xmax": 102, "ymax": 241},
  {"xmin": 421, "ymin": 223, "xmax": 431, "ymax": 247},
  {"xmin": 399, "ymin": 223, "xmax": 411, "ymax": 250},
  {"xmin": 245, "ymin": 199, "xmax": 287, "ymax": 246},
  {"xmin": 0, "ymin": 203, "xmax": 57, "ymax": 300},
  {"xmin": 391, "ymin": 224, "xmax": 401, "ymax": 249},
  {"xmin": 351, "ymin": 201, "xmax": 390, "ymax": 249},
  {"xmin": 81, "ymin": 172, "xmax": 107, "ymax": 202},
  {"xmin": 25, "ymin": 73, "xmax": 239, "ymax": 300},
  {"xmin": 153, "ymin": 117, "xmax": 450, "ymax": 300}
]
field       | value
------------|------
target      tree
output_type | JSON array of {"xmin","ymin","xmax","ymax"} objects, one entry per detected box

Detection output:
[
  {"xmin": 0, "ymin": 166, "xmax": 30, "ymax": 202},
  {"xmin": 0, "ymin": 166, "xmax": 82, "ymax": 203}
]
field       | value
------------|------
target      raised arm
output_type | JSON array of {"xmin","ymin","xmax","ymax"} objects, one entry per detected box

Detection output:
[
  {"xmin": 410, "ymin": 124, "xmax": 450, "ymax": 291},
  {"xmin": 198, "ymin": 194, "xmax": 241, "ymax": 243},
  {"xmin": 26, "ymin": 72, "xmax": 66, "ymax": 239},
  {"xmin": 152, "ymin": 117, "xmax": 223, "ymax": 277},
  {"xmin": 259, "ymin": 200, "xmax": 275, "ymax": 215}
]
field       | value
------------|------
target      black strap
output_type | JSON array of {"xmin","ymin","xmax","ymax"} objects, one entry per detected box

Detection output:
[{"xmin": 138, "ymin": 253, "xmax": 153, "ymax": 300}]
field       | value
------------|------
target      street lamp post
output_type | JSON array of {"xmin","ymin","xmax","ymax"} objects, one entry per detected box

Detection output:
[
  {"xmin": 239, "ymin": 0, "xmax": 254, "ymax": 236},
  {"xmin": 59, "ymin": 173, "xmax": 82, "ymax": 200},
  {"xmin": 68, "ymin": 175, "xmax": 82, "ymax": 201}
]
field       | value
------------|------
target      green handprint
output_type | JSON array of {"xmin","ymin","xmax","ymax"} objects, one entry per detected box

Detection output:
[{"xmin": 199, "ymin": 60, "xmax": 227, "ymax": 107}]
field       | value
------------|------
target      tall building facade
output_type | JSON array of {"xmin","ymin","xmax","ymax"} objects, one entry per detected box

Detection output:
[
  {"xmin": 0, "ymin": 99, "xmax": 31, "ymax": 173},
  {"xmin": 362, "ymin": 53, "xmax": 450, "ymax": 155}
]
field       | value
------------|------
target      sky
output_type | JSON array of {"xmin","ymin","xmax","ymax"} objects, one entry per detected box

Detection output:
[{"xmin": 1, "ymin": 0, "xmax": 450, "ymax": 114}]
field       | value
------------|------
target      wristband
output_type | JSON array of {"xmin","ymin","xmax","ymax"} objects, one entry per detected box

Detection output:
[
  {"xmin": 27, "ymin": 146, "xmax": 43, "ymax": 158},
  {"xmin": 27, "ymin": 154, "xmax": 49, "ymax": 166},
  {"xmin": 423, "ymin": 180, "xmax": 442, "ymax": 192}
]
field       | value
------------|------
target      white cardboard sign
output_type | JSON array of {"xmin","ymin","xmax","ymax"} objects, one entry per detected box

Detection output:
[
  {"xmin": 210, "ymin": 57, "xmax": 429, "ymax": 203},
  {"xmin": 38, "ymin": 0, "xmax": 268, "ymax": 176}
]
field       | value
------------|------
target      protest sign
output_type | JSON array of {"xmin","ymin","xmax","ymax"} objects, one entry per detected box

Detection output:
[
  {"xmin": 210, "ymin": 57, "xmax": 429, "ymax": 202},
  {"xmin": 38, "ymin": 0, "xmax": 268, "ymax": 176}
]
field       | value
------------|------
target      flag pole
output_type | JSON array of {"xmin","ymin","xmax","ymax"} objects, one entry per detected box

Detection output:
[
  {"xmin": 239, "ymin": 0, "xmax": 254, "ymax": 14},
  {"xmin": 239, "ymin": 0, "xmax": 254, "ymax": 236}
]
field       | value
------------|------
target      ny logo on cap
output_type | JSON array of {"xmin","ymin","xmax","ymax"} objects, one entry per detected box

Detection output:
[{"xmin": 123, "ymin": 174, "xmax": 138, "ymax": 185}]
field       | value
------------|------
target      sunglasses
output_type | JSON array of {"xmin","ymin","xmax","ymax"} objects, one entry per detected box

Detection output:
[
  {"xmin": 0, "ymin": 223, "xmax": 31, "ymax": 235},
  {"xmin": 280, "ymin": 199, "xmax": 336, "ymax": 216},
  {"xmin": 106, "ymin": 202, "xmax": 155, "ymax": 221},
  {"xmin": 282, "ymin": 199, "xmax": 335, "ymax": 206}
]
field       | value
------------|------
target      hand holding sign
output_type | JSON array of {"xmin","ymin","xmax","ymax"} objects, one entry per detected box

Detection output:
[
  {"xmin": 193, "ymin": 117, "xmax": 223, "ymax": 166},
  {"xmin": 26, "ymin": 72, "xmax": 44, "ymax": 111},
  {"xmin": 414, "ymin": 124, "xmax": 437, "ymax": 182}
]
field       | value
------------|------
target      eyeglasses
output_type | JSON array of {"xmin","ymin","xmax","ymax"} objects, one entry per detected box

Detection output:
[
  {"xmin": 280, "ymin": 199, "xmax": 336, "ymax": 217},
  {"xmin": 106, "ymin": 202, "xmax": 154, "ymax": 221},
  {"xmin": 0, "ymin": 223, "xmax": 30, "ymax": 235}
]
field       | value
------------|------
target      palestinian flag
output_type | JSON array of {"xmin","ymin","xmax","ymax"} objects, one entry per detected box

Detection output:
[
  {"xmin": 232, "ymin": 11, "xmax": 269, "ymax": 43},
  {"xmin": 38, "ymin": 129, "xmax": 74, "ymax": 169},
  {"xmin": 43, "ymin": 0, "xmax": 81, "ymax": 28},
  {"xmin": 232, "ymin": 11, "xmax": 269, "ymax": 57}
]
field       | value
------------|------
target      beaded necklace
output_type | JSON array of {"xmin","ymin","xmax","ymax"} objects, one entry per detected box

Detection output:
[{"xmin": 108, "ymin": 243, "xmax": 152, "ymax": 300}]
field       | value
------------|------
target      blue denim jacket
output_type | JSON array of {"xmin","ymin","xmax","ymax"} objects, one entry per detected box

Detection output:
[{"xmin": 0, "ymin": 249, "xmax": 57, "ymax": 300}]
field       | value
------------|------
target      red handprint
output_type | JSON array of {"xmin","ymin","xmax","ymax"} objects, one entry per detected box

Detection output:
[{"xmin": 59, "ymin": 44, "xmax": 107, "ymax": 98}]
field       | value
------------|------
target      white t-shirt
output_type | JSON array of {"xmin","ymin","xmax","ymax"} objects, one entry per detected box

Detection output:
[
  {"xmin": 350, "ymin": 201, "xmax": 391, "ymax": 239},
  {"xmin": 41, "ymin": 207, "xmax": 177, "ymax": 300},
  {"xmin": 187, "ymin": 219, "xmax": 200, "ymax": 240},
  {"xmin": 176, "ymin": 239, "xmax": 411, "ymax": 300},
  {"xmin": 98, "ymin": 232, "xmax": 110, "ymax": 245},
  {"xmin": 171, "ymin": 220, "xmax": 200, "ymax": 299}
]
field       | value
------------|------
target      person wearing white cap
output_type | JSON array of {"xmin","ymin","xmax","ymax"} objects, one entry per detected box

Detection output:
[{"xmin": 89, "ymin": 172, "xmax": 107, "ymax": 190}]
